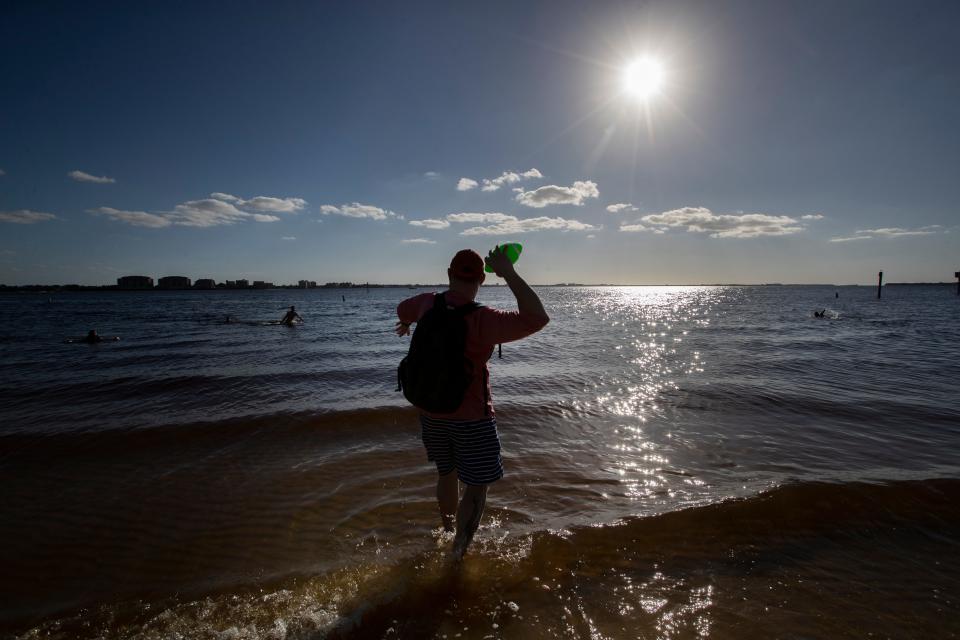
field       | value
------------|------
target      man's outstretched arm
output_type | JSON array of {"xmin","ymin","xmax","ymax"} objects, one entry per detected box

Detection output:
[{"xmin": 395, "ymin": 292, "xmax": 434, "ymax": 336}]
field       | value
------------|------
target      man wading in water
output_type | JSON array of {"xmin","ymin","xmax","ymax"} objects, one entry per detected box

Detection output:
[{"xmin": 396, "ymin": 247, "xmax": 549, "ymax": 559}]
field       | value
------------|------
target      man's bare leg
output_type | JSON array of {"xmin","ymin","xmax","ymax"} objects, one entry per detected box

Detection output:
[
  {"xmin": 437, "ymin": 471, "xmax": 458, "ymax": 532},
  {"xmin": 451, "ymin": 484, "xmax": 487, "ymax": 560}
]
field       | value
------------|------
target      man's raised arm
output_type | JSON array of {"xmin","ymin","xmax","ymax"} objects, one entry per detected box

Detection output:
[{"xmin": 485, "ymin": 247, "xmax": 549, "ymax": 325}]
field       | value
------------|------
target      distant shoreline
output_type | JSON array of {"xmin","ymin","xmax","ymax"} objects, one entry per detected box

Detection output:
[{"xmin": 1, "ymin": 282, "xmax": 955, "ymax": 292}]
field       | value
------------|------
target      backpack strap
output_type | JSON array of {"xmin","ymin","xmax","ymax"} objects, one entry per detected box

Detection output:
[
  {"xmin": 436, "ymin": 291, "xmax": 482, "ymax": 316},
  {"xmin": 439, "ymin": 292, "xmax": 487, "ymax": 412}
]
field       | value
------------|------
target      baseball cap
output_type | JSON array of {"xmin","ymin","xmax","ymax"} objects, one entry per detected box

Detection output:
[{"xmin": 449, "ymin": 249, "xmax": 485, "ymax": 282}]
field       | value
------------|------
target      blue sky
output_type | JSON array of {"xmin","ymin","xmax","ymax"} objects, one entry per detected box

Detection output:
[{"xmin": 1, "ymin": 0, "xmax": 957, "ymax": 285}]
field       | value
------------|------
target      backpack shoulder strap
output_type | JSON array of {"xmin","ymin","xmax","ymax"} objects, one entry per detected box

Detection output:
[
  {"xmin": 455, "ymin": 302, "xmax": 482, "ymax": 316},
  {"xmin": 435, "ymin": 292, "xmax": 482, "ymax": 316}
]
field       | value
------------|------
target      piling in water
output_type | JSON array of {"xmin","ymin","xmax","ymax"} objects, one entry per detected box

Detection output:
[{"xmin": 877, "ymin": 271, "xmax": 883, "ymax": 299}]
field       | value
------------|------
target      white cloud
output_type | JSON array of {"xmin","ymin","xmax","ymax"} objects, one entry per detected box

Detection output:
[
  {"xmin": 282, "ymin": 236, "xmax": 296, "ymax": 241},
  {"xmin": 88, "ymin": 206, "xmax": 171, "ymax": 228},
  {"xmin": 446, "ymin": 212, "xmax": 516, "ymax": 224},
  {"xmin": 424, "ymin": 171, "xmax": 440, "ymax": 179},
  {"xmin": 828, "ymin": 235, "xmax": 873, "ymax": 243},
  {"xmin": 402, "ymin": 238, "xmax": 437, "ymax": 244},
  {"xmin": 242, "ymin": 196, "xmax": 306, "ymax": 212},
  {"xmin": 620, "ymin": 223, "xmax": 665, "ymax": 234},
  {"xmin": 515, "ymin": 180, "xmax": 599, "ymax": 208},
  {"xmin": 409, "ymin": 218, "xmax": 451, "ymax": 229},
  {"xmin": 0, "ymin": 209, "xmax": 57, "ymax": 224},
  {"xmin": 89, "ymin": 192, "xmax": 306, "ymax": 228},
  {"xmin": 458, "ymin": 168, "xmax": 542, "ymax": 193},
  {"xmin": 210, "ymin": 193, "xmax": 306, "ymax": 212},
  {"xmin": 481, "ymin": 172, "xmax": 520, "ymax": 192},
  {"xmin": 168, "ymin": 198, "xmax": 253, "ymax": 227},
  {"xmin": 68, "ymin": 170, "xmax": 116, "ymax": 184},
  {"xmin": 210, "ymin": 192, "xmax": 241, "ymax": 203},
  {"xmin": 481, "ymin": 168, "xmax": 543, "ymax": 192},
  {"xmin": 320, "ymin": 203, "xmax": 394, "ymax": 220},
  {"xmin": 606, "ymin": 203, "xmax": 637, "ymax": 213},
  {"xmin": 636, "ymin": 206, "xmax": 804, "ymax": 238},
  {"xmin": 459, "ymin": 214, "xmax": 598, "ymax": 236},
  {"xmin": 801, "ymin": 214, "xmax": 825, "ymax": 220},
  {"xmin": 829, "ymin": 225, "xmax": 942, "ymax": 242}
]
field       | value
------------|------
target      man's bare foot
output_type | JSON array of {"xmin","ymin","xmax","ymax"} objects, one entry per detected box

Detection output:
[{"xmin": 450, "ymin": 537, "xmax": 468, "ymax": 562}]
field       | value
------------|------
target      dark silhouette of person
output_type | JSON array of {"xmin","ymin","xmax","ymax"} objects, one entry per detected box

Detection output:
[
  {"xmin": 395, "ymin": 248, "xmax": 549, "ymax": 560},
  {"xmin": 82, "ymin": 329, "xmax": 103, "ymax": 344},
  {"xmin": 280, "ymin": 306, "xmax": 303, "ymax": 326}
]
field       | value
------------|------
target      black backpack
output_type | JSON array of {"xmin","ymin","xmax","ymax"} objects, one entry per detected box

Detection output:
[{"xmin": 397, "ymin": 293, "xmax": 481, "ymax": 413}]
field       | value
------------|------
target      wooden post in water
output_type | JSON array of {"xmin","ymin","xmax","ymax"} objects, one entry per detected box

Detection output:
[{"xmin": 877, "ymin": 271, "xmax": 883, "ymax": 299}]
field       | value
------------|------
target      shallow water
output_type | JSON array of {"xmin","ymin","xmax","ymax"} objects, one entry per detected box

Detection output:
[{"xmin": 1, "ymin": 285, "xmax": 958, "ymax": 638}]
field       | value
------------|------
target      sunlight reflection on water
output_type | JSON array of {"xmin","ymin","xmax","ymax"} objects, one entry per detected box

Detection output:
[{"xmin": 568, "ymin": 286, "xmax": 723, "ymax": 506}]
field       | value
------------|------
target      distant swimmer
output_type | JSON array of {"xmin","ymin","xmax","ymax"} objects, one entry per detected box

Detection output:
[
  {"xmin": 223, "ymin": 315, "xmax": 234, "ymax": 324},
  {"xmin": 66, "ymin": 329, "xmax": 119, "ymax": 344},
  {"xmin": 814, "ymin": 310, "xmax": 825, "ymax": 318},
  {"xmin": 280, "ymin": 305, "xmax": 303, "ymax": 326}
]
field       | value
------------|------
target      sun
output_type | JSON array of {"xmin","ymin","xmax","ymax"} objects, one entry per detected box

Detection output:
[{"xmin": 623, "ymin": 57, "xmax": 665, "ymax": 100}]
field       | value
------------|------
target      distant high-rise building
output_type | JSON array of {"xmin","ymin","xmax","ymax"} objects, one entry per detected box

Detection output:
[
  {"xmin": 157, "ymin": 276, "xmax": 191, "ymax": 290},
  {"xmin": 117, "ymin": 275, "xmax": 154, "ymax": 290},
  {"xmin": 235, "ymin": 279, "xmax": 249, "ymax": 288},
  {"xmin": 193, "ymin": 278, "xmax": 216, "ymax": 289},
  {"xmin": 298, "ymin": 280, "xmax": 317, "ymax": 288},
  {"xmin": 252, "ymin": 280, "xmax": 274, "ymax": 289}
]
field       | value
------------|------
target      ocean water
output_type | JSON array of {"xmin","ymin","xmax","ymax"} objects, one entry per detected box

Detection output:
[{"xmin": 1, "ymin": 285, "xmax": 958, "ymax": 639}]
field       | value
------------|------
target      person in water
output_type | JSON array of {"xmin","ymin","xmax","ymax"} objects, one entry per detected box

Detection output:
[
  {"xmin": 280, "ymin": 306, "xmax": 303, "ymax": 325},
  {"xmin": 82, "ymin": 329, "xmax": 103, "ymax": 344},
  {"xmin": 395, "ymin": 248, "xmax": 549, "ymax": 559}
]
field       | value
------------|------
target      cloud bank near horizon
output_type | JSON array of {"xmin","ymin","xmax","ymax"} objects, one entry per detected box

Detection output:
[
  {"xmin": 406, "ymin": 211, "xmax": 597, "ymax": 235},
  {"xmin": 87, "ymin": 193, "xmax": 306, "ymax": 228},
  {"xmin": 829, "ymin": 225, "xmax": 942, "ymax": 242},
  {"xmin": 620, "ymin": 206, "xmax": 810, "ymax": 238}
]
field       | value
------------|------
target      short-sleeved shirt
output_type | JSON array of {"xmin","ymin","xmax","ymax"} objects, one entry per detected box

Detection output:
[{"xmin": 397, "ymin": 290, "xmax": 548, "ymax": 420}]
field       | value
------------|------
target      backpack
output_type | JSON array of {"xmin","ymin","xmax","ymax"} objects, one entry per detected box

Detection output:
[{"xmin": 397, "ymin": 293, "xmax": 481, "ymax": 413}]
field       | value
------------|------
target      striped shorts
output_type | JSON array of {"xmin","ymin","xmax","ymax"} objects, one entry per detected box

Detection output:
[{"xmin": 420, "ymin": 415, "xmax": 504, "ymax": 486}]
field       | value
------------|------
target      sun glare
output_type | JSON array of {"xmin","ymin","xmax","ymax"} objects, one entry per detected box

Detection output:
[{"xmin": 623, "ymin": 57, "xmax": 665, "ymax": 100}]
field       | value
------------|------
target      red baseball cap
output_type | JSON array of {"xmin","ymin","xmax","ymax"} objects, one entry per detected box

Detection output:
[{"xmin": 449, "ymin": 249, "xmax": 485, "ymax": 282}]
